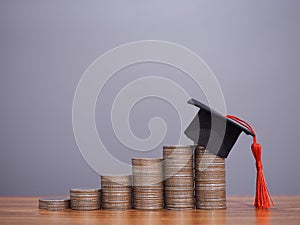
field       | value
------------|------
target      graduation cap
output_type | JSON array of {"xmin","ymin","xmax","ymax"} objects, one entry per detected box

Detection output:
[
  {"xmin": 184, "ymin": 98, "xmax": 255, "ymax": 158},
  {"xmin": 185, "ymin": 98, "xmax": 273, "ymax": 209}
]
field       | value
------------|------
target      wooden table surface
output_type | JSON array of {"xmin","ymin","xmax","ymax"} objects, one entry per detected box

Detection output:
[{"xmin": 0, "ymin": 196, "xmax": 299, "ymax": 225}]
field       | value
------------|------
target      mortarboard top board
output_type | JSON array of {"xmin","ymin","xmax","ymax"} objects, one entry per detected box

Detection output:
[{"xmin": 184, "ymin": 98, "xmax": 255, "ymax": 158}]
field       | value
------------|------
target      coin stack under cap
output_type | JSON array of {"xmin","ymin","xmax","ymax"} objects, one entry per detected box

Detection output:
[
  {"xmin": 39, "ymin": 198, "xmax": 70, "ymax": 211},
  {"xmin": 101, "ymin": 175, "xmax": 132, "ymax": 210},
  {"xmin": 163, "ymin": 145, "xmax": 195, "ymax": 210},
  {"xmin": 70, "ymin": 188, "xmax": 101, "ymax": 210},
  {"xmin": 195, "ymin": 146, "xmax": 226, "ymax": 209},
  {"xmin": 132, "ymin": 158, "xmax": 164, "ymax": 210}
]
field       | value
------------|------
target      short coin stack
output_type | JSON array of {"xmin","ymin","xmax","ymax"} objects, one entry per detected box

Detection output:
[
  {"xmin": 101, "ymin": 175, "xmax": 132, "ymax": 210},
  {"xmin": 70, "ymin": 188, "xmax": 101, "ymax": 210},
  {"xmin": 195, "ymin": 146, "xmax": 226, "ymax": 209},
  {"xmin": 163, "ymin": 145, "xmax": 195, "ymax": 210},
  {"xmin": 39, "ymin": 198, "xmax": 70, "ymax": 211},
  {"xmin": 132, "ymin": 158, "xmax": 164, "ymax": 210}
]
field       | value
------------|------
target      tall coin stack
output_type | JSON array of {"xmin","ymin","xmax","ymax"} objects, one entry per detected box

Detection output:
[
  {"xmin": 195, "ymin": 146, "xmax": 226, "ymax": 209},
  {"xmin": 101, "ymin": 175, "xmax": 132, "ymax": 210},
  {"xmin": 163, "ymin": 145, "xmax": 195, "ymax": 210},
  {"xmin": 70, "ymin": 188, "xmax": 101, "ymax": 210},
  {"xmin": 132, "ymin": 158, "xmax": 164, "ymax": 210}
]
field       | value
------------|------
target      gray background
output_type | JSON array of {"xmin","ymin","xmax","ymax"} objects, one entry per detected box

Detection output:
[{"xmin": 1, "ymin": 0, "xmax": 299, "ymax": 196}]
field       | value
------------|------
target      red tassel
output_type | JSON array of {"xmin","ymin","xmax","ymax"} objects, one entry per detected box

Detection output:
[
  {"xmin": 226, "ymin": 115, "xmax": 274, "ymax": 209},
  {"xmin": 251, "ymin": 142, "xmax": 274, "ymax": 209}
]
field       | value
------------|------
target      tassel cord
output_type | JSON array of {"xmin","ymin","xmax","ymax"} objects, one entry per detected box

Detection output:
[{"xmin": 226, "ymin": 115, "xmax": 274, "ymax": 209}]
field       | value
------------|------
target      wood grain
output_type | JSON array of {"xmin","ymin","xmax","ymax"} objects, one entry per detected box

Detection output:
[{"xmin": 0, "ymin": 196, "xmax": 299, "ymax": 225}]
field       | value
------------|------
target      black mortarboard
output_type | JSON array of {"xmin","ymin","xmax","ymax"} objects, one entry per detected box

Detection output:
[
  {"xmin": 184, "ymin": 98, "xmax": 274, "ymax": 209},
  {"xmin": 184, "ymin": 98, "xmax": 255, "ymax": 158}
]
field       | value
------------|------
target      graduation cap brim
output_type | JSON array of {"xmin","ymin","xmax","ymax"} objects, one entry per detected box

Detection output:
[{"xmin": 184, "ymin": 99, "xmax": 255, "ymax": 158}]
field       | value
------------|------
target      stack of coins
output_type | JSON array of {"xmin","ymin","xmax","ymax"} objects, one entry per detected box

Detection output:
[
  {"xmin": 163, "ymin": 145, "xmax": 195, "ymax": 210},
  {"xmin": 38, "ymin": 198, "xmax": 70, "ymax": 211},
  {"xmin": 101, "ymin": 175, "xmax": 132, "ymax": 210},
  {"xmin": 132, "ymin": 158, "xmax": 164, "ymax": 210},
  {"xmin": 195, "ymin": 146, "xmax": 226, "ymax": 209},
  {"xmin": 70, "ymin": 188, "xmax": 101, "ymax": 210}
]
